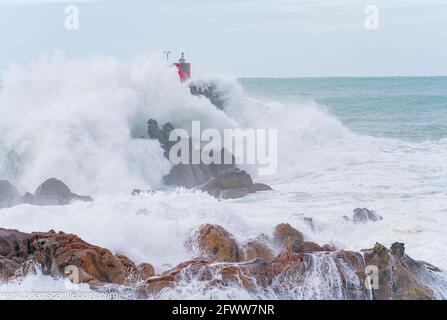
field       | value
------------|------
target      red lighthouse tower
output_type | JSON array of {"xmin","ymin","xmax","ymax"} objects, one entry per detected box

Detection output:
[{"xmin": 174, "ymin": 52, "xmax": 191, "ymax": 82}]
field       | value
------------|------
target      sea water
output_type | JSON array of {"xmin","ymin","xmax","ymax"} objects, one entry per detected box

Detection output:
[{"xmin": 0, "ymin": 53, "xmax": 446, "ymax": 299}]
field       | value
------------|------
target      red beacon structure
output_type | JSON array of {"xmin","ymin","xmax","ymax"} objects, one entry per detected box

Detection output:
[{"xmin": 173, "ymin": 52, "xmax": 191, "ymax": 82}]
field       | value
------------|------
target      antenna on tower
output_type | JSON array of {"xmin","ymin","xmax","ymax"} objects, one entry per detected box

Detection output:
[{"xmin": 163, "ymin": 50, "xmax": 172, "ymax": 61}]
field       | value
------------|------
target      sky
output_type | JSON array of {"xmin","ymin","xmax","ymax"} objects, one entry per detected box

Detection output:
[{"xmin": 0, "ymin": 0, "xmax": 446, "ymax": 77}]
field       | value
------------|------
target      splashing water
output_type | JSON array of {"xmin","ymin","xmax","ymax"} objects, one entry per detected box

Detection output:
[{"xmin": 1, "ymin": 53, "xmax": 447, "ymax": 299}]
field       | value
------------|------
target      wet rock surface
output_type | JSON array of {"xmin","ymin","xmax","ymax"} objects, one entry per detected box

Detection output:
[
  {"xmin": 189, "ymin": 224, "xmax": 240, "ymax": 263},
  {"xmin": 147, "ymin": 119, "xmax": 272, "ymax": 197},
  {"xmin": 200, "ymin": 168, "xmax": 272, "ymax": 199},
  {"xmin": 363, "ymin": 242, "xmax": 435, "ymax": 300},
  {"xmin": 0, "ymin": 228, "xmax": 140, "ymax": 285},
  {"xmin": 345, "ymin": 208, "xmax": 383, "ymax": 224},
  {"xmin": 189, "ymin": 81, "xmax": 227, "ymax": 110},
  {"xmin": 0, "ymin": 224, "xmax": 444, "ymax": 300}
]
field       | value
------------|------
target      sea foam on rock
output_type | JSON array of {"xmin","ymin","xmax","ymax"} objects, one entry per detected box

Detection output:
[
  {"xmin": 1, "ymin": 225, "xmax": 444, "ymax": 300},
  {"xmin": 147, "ymin": 119, "xmax": 272, "ymax": 198}
]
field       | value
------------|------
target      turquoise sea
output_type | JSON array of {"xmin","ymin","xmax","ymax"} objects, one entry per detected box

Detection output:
[{"xmin": 240, "ymin": 77, "xmax": 447, "ymax": 141}]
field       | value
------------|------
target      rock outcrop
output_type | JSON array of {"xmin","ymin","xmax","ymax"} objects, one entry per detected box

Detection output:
[
  {"xmin": 0, "ymin": 228, "xmax": 140, "ymax": 285},
  {"xmin": 31, "ymin": 178, "xmax": 93, "ymax": 206},
  {"xmin": 239, "ymin": 236, "xmax": 274, "ymax": 262},
  {"xmin": 189, "ymin": 81, "xmax": 227, "ymax": 110},
  {"xmin": 363, "ymin": 242, "xmax": 435, "ymax": 300},
  {"xmin": 1, "ymin": 225, "xmax": 443, "ymax": 300},
  {"xmin": 189, "ymin": 224, "xmax": 240, "ymax": 262},
  {"xmin": 200, "ymin": 168, "xmax": 272, "ymax": 199},
  {"xmin": 147, "ymin": 119, "xmax": 272, "ymax": 198},
  {"xmin": 0, "ymin": 180, "xmax": 22, "ymax": 209},
  {"xmin": 273, "ymin": 223, "xmax": 304, "ymax": 248},
  {"xmin": 0, "ymin": 178, "xmax": 93, "ymax": 209},
  {"xmin": 345, "ymin": 208, "xmax": 383, "ymax": 224},
  {"xmin": 147, "ymin": 119, "xmax": 235, "ymax": 188}
]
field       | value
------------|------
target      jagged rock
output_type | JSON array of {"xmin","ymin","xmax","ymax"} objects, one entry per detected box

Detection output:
[
  {"xmin": 147, "ymin": 119, "xmax": 235, "ymax": 188},
  {"xmin": 303, "ymin": 217, "xmax": 315, "ymax": 232},
  {"xmin": 29, "ymin": 231, "xmax": 140, "ymax": 285},
  {"xmin": 138, "ymin": 263, "xmax": 155, "ymax": 280},
  {"xmin": 200, "ymin": 168, "xmax": 272, "ymax": 199},
  {"xmin": 0, "ymin": 256, "xmax": 21, "ymax": 282},
  {"xmin": 239, "ymin": 237, "xmax": 274, "ymax": 262},
  {"xmin": 273, "ymin": 223, "xmax": 304, "ymax": 248},
  {"xmin": 190, "ymin": 224, "xmax": 239, "ymax": 262},
  {"xmin": 289, "ymin": 240, "xmax": 323, "ymax": 254},
  {"xmin": 271, "ymin": 247, "xmax": 370, "ymax": 299},
  {"xmin": 1, "ymin": 226, "xmax": 444, "ymax": 300},
  {"xmin": 0, "ymin": 180, "xmax": 22, "ymax": 209},
  {"xmin": 147, "ymin": 258, "xmax": 273, "ymax": 294},
  {"xmin": 349, "ymin": 208, "xmax": 383, "ymax": 224},
  {"xmin": 0, "ymin": 228, "xmax": 31, "ymax": 260},
  {"xmin": 33, "ymin": 178, "xmax": 93, "ymax": 206},
  {"xmin": 190, "ymin": 81, "xmax": 226, "ymax": 110},
  {"xmin": 363, "ymin": 242, "xmax": 434, "ymax": 300},
  {"xmin": 0, "ymin": 228, "xmax": 31, "ymax": 282}
]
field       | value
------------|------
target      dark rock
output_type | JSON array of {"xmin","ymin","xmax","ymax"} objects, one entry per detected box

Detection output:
[
  {"xmin": 33, "ymin": 178, "xmax": 93, "ymax": 206},
  {"xmin": 303, "ymin": 217, "xmax": 315, "ymax": 232},
  {"xmin": 200, "ymin": 168, "xmax": 272, "ymax": 199},
  {"xmin": 352, "ymin": 208, "xmax": 383, "ymax": 224},
  {"xmin": 190, "ymin": 81, "xmax": 227, "ymax": 110},
  {"xmin": 0, "ymin": 180, "xmax": 22, "ymax": 209}
]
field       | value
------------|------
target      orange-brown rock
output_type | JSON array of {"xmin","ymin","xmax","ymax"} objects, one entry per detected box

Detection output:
[
  {"xmin": 273, "ymin": 223, "xmax": 304, "ymax": 248},
  {"xmin": 138, "ymin": 263, "xmax": 155, "ymax": 280},
  {"xmin": 290, "ymin": 240, "xmax": 323, "ymax": 254},
  {"xmin": 363, "ymin": 242, "xmax": 434, "ymax": 300},
  {"xmin": 239, "ymin": 238, "xmax": 274, "ymax": 262},
  {"xmin": 30, "ymin": 231, "xmax": 140, "ymax": 285},
  {"xmin": 191, "ymin": 224, "xmax": 239, "ymax": 262}
]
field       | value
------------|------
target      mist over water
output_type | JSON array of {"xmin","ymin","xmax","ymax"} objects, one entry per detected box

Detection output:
[{"xmin": 1, "ymin": 53, "xmax": 447, "ymax": 299}]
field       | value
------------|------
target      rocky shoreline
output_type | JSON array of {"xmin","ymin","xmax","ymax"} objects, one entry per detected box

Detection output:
[{"xmin": 0, "ymin": 222, "xmax": 443, "ymax": 300}]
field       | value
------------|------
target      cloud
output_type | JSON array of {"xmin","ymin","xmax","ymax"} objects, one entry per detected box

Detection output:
[
  {"xmin": 209, "ymin": 0, "xmax": 447, "ymax": 12},
  {"xmin": 0, "ymin": 0, "xmax": 100, "ymax": 5}
]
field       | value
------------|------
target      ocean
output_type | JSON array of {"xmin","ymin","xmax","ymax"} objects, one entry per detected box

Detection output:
[{"xmin": 0, "ymin": 55, "xmax": 446, "ymax": 299}]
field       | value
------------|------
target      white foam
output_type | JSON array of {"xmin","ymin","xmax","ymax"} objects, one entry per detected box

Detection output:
[{"xmin": 1, "ymin": 52, "xmax": 447, "ymax": 299}]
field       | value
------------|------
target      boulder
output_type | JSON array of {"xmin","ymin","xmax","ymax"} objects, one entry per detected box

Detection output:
[
  {"xmin": 348, "ymin": 208, "xmax": 383, "ymax": 224},
  {"xmin": 32, "ymin": 178, "xmax": 93, "ymax": 206},
  {"xmin": 273, "ymin": 223, "xmax": 304, "ymax": 248},
  {"xmin": 200, "ymin": 168, "xmax": 272, "ymax": 199},
  {"xmin": 289, "ymin": 240, "xmax": 323, "ymax": 254},
  {"xmin": 147, "ymin": 258, "xmax": 273, "ymax": 294},
  {"xmin": 30, "ymin": 231, "xmax": 140, "ymax": 285},
  {"xmin": 190, "ymin": 224, "xmax": 239, "ymax": 262},
  {"xmin": 239, "ymin": 237, "xmax": 274, "ymax": 262},
  {"xmin": 0, "ymin": 228, "xmax": 31, "ymax": 260},
  {"xmin": 138, "ymin": 263, "xmax": 155, "ymax": 280},
  {"xmin": 0, "ymin": 256, "xmax": 21, "ymax": 282},
  {"xmin": 0, "ymin": 180, "xmax": 22, "ymax": 209},
  {"xmin": 363, "ymin": 242, "xmax": 434, "ymax": 300}
]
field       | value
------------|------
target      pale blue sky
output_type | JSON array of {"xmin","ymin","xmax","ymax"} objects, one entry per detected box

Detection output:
[{"xmin": 1, "ymin": 0, "xmax": 446, "ymax": 77}]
